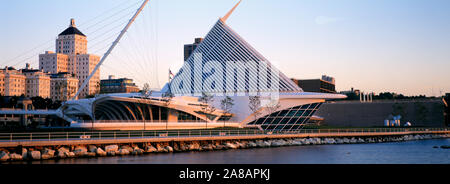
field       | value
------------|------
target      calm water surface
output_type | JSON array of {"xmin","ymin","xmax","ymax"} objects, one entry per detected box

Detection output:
[{"xmin": 33, "ymin": 139, "xmax": 450, "ymax": 164}]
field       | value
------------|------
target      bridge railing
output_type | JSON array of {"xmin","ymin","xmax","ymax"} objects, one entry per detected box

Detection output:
[{"xmin": 0, "ymin": 128, "xmax": 448, "ymax": 142}]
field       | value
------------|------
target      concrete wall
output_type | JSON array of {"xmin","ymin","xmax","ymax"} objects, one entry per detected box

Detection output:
[{"xmin": 315, "ymin": 99, "xmax": 446, "ymax": 127}]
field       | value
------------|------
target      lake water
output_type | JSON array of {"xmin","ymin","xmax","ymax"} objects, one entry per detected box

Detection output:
[{"xmin": 33, "ymin": 138, "xmax": 450, "ymax": 164}]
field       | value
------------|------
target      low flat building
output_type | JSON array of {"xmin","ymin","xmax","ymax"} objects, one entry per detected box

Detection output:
[
  {"xmin": 100, "ymin": 75, "xmax": 140, "ymax": 94},
  {"xmin": 315, "ymin": 99, "xmax": 447, "ymax": 127}
]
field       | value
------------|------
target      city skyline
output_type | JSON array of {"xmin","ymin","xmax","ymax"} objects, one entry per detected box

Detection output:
[{"xmin": 1, "ymin": 0, "xmax": 449, "ymax": 96}]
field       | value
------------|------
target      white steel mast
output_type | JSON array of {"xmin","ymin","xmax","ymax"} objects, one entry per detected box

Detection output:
[{"xmin": 72, "ymin": 0, "xmax": 150, "ymax": 100}]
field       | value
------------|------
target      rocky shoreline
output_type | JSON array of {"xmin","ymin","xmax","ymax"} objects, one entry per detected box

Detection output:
[{"xmin": 1, "ymin": 134, "xmax": 449, "ymax": 162}]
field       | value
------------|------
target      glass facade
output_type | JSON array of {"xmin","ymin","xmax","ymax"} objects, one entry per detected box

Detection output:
[{"xmin": 248, "ymin": 103, "xmax": 322, "ymax": 131}]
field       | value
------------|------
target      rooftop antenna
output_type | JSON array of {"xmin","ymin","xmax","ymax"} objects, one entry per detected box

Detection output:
[
  {"xmin": 221, "ymin": 0, "xmax": 242, "ymax": 23},
  {"xmin": 72, "ymin": 0, "xmax": 150, "ymax": 100}
]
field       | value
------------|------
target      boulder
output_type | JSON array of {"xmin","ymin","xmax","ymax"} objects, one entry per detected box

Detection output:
[
  {"xmin": 41, "ymin": 154, "xmax": 53, "ymax": 160},
  {"xmin": 189, "ymin": 142, "xmax": 201, "ymax": 151},
  {"xmin": 121, "ymin": 145, "xmax": 134, "ymax": 153},
  {"xmin": 57, "ymin": 151, "xmax": 66, "ymax": 159},
  {"xmin": 164, "ymin": 146, "xmax": 174, "ymax": 152},
  {"xmin": 234, "ymin": 142, "xmax": 246, "ymax": 149},
  {"xmin": 336, "ymin": 139, "xmax": 344, "ymax": 144},
  {"xmin": 173, "ymin": 143, "xmax": 181, "ymax": 152},
  {"xmin": 74, "ymin": 146, "xmax": 88, "ymax": 153},
  {"xmin": 42, "ymin": 149, "xmax": 55, "ymax": 157},
  {"xmin": 96, "ymin": 148, "xmax": 107, "ymax": 157},
  {"xmin": 105, "ymin": 145, "xmax": 119, "ymax": 153},
  {"xmin": 342, "ymin": 138, "xmax": 350, "ymax": 144},
  {"xmin": 132, "ymin": 148, "xmax": 144, "ymax": 155},
  {"xmin": 271, "ymin": 140, "xmax": 285, "ymax": 147},
  {"xmin": 156, "ymin": 144, "xmax": 166, "ymax": 152},
  {"xmin": 0, "ymin": 151, "xmax": 10, "ymax": 162},
  {"xmin": 73, "ymin": 148, "xmax": 88, "ymax": 157},
  {"xmin": 324, "ymin": 138, "xmax": 336, "ymax": 144},
  {"xmin": 302, "ymin": 139, "xmax": 311, "ymax": 145},
  {"xmin": 214, "ymin": 145, "xmax": 225, "ymax": 150},
  {"xmin": 255, "ymin": 140, "xmax": 270, "ymax": 148},
  {"xmin": 225, "ymin": 142, "xmax": 238, "ymax": 149},
  {"xmin": 118, "ymin": 149, "xmax": 130, "ymax": 155},
  {"xmin": 247, "ymin": 142, "xmax": 257, "ymax": 148},
  {"xmin": 30, "ymin": 151, "xmax": 41, "ymax": 160},
  {"xmin": 357, "ymin": 138, "xmax": 365, "ymax": 143},
  {"xmin": 145, "ymin": 145, "xmax": 157, "ymax": 153},
  {"xmin": 21, "ymin": 148, "xmax": 28, "ymax": 160},
  {"xmin": 67, "ymin": 152, "xmax": 76, "ymax": 158},
  {"xmin": 88, "ymin": 145, "xmax": 97, "ymax": 153},
  {"xmin": 202, "ymin": 144, "xmax": 214, "ymax": 151},
  {"xmin": 9, "ymin": 153, "xmax": 22, "ymax": 161}
]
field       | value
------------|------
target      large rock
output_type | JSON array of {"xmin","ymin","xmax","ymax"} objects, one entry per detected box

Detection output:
[
  {"xmin": 202, "ymin": 144, "xmax": 214, "ymax": 151},
  {"xmin": 105, "ymin": 145, "xmax": 119, "ymax": 153},
  {"xmin": 67, "ymin": 152, "xmax": 76, "ymax": 158},
  {"xmin": 88, "ymin": 145, "xmax": 97, "ymax": 153},
  {"xmin": 214, "ymin": 145, "xmax": 225, "ymax": 150},
  {"xmin": 164, "ymin": 146, "xmax": 174, "ymax": 152},
  {"xmin": 121, "ymin": 145, "xmax": 134, "ymax": 153},
  {"xmin": 225, "ymin": 142, "xmax": 238, "ymax": 149},
  {"xmin": 96, "ymin": 148, "xmax": 107, "ymax": 156},
  {"xmin": 73, "ymin": 146, "xmax": 88, "ymax": 157},
  {"xmin": 291, "ymin": 140, "xmax": 303, "ymax": 146},
  {"xmin": 42, "ymin": 149, "xmax": 55, "ymax": 157},
  {"xmin": 255, "ymin": 140, "xmax": 271, "ymax": 148},
  {"xmin": 271, "ymin": 140, "xmax": 286, "ymax": 147},
  {"xmin": 247, "ymin": 142, "xmax": 257, "ymax": 148},
  {"xmin": 41, "ymin": 149, "xmax": 55, "ymax": 160},
  {"xmin": 145, "ymin": 145, "xmax": 157, "ymax": 153},
  {"xmin": 21, "ymin": 148, "xmax": 28, "ymax": 160},
  {"xmin": 9, "ymin": 153, "xmax": 22, "ymax": 161},
  {"xmin": 0, "ymin": 151, "xmax": 10, "ymax": 161},
  {"xmin": 57, "ymin": 147, "xmax": 70, "ymax": 158},
  {"xmin": 357, "ymin": 138, "xmax": 365, "ymax": 143},
  {"xmin": 324, "ymin": 138, "xmax": 336, "ymax": 144},
  {"xmin": 188, "ymin": 142, "xmax": 201, "ymax": 151},
  {"xmin": 156, "ymin": 144, "xmax": 166, "ymax": 152},
  {"xmin": 132, "ymin": 148, "xmax": 144, "ymax": 155},
  {"xmin": 30, "ymin": 151, "xmax": 41, "ymax": 160},
  {"xmin": 342, "ymin": 138, "xmax": 350, "ymax": 144},
  {"xmin": 118, "ymin": 149, "xmax": 130, "ymax": 155}
]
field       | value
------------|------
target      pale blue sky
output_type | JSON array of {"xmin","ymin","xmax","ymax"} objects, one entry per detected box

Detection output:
[{"xmin": 1, "ymin": 0, "xmax": 449, "ymax": 96}]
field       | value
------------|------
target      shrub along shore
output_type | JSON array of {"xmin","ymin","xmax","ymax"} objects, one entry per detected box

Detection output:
[{"xmin": 0, "ymin": 134, "xmax": 449, "ymax": 162}]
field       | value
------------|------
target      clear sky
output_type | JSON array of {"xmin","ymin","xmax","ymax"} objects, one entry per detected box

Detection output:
[{"xmin": 1, "ymin": 0, "xmax": 449, "ymax": 96}]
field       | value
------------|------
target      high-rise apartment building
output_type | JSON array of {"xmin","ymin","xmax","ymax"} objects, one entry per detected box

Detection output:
[{"xmin": 39, "ymin": 19, "xmax": 100, "ymax": 98}]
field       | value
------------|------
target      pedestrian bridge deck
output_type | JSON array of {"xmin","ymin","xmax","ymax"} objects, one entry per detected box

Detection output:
[{"xmin": 0, "ymin": 128, "xmax": 448, "ymax": 148}]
